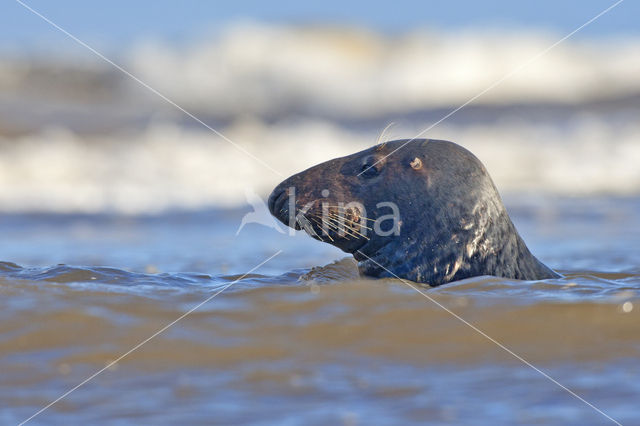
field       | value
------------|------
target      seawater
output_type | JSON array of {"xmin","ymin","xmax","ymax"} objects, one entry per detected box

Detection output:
[
  {"xmin": 1, "ymin": 196, "xmax": 639, "ymax": 425},
  {"xmin": 1, "ymin": 24, "xmax": 640, "ymax": 425}
]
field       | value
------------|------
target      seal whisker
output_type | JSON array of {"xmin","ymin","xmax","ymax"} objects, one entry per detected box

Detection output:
[
  {"xmin": 312, "ymin": 214, "xmax": 356, "ymax": 240},
  {"xmin": 346, "ymin": 216, "xmax": 376, "ymax": 223},
  {"xmin": 326, "ymin": 216, "xmax": 367, "ymax": 238},
  {"xmin": 307, "ymin": 216, "xmax": 335, "ymax": 242},
  {"xmin": 321, "ymin": 214, "xmax": 357, "ymax": 239},
  {"xmin": 324, "ymin": 206, "xmax": 376, "ymax": 223},
  {"xmin": 376, "ymin": 121, "xmax": 395, "ymax": 147},
  {"xmin": 307, "ymin": 212, "xmax": 351, "ymax": 238},
  {"xmin": 325, "ymin": 211, "xmax": 370, "ymax": 231},
  {"xmin": 326, "ymin": 213, "xmax": 373, "ymax": 230},
  {"xmin": 325, "ymin": 215, "xmax": 369, "ymax": 240},
  {"xmin": 296, "ymin": 213, "xmax": 324, "ymax": 242}
]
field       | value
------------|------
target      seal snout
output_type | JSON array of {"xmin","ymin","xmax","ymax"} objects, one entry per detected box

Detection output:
[
  {"xmin": 267, "ymin": 187, "xmax": 287, "ymax": 217},
  {"xmin": 268, "ymin": 186, "xmax": 295, "ymax": 228},
  {"xmin": 268, "ymin": 178, "xmax": 370, "ymax": 252}
]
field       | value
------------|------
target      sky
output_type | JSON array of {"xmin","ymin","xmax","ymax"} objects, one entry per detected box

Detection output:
[{"xmin": 1, "ymin": 0, "xmax": 637, "ymax": 53}]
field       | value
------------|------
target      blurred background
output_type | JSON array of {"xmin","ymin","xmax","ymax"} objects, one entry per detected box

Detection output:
[{"xmin": 1, "ymin": 0, "xmax": 639, "ymax": 214}]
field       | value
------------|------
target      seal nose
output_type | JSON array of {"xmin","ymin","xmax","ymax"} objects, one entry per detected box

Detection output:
[{"xmin": 268, "ymin": 185, "xmax": 289, "ymax": 223}]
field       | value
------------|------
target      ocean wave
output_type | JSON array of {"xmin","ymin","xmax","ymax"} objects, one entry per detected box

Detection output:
[
  {"xmin": 0, "ymin": 116, "xmax": 638, "ymax": 213},
  {"xmin": 1, "ymin": 24, "xmax": 639, "ymax": 213},
  {"xmin": 127, "ymin": 24, "xmax": 640, "ymax": 117},
  {"xmin": 2, "ymin": 25, "xmax": 640, "ymax": 122}
]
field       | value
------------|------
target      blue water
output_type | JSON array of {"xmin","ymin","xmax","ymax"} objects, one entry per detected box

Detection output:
[
  {"xmin": 1, "ymin": 4, "xmax": 639, "ymax": 422},
  {"xmin": 1, "ymin": 195, "xmax": 639, "ymax": 425}
]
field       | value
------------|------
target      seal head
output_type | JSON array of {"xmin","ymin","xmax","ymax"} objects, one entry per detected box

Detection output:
[{"xmin": 268, "ymin": 139, "xmax": 559, "ymax": 286}]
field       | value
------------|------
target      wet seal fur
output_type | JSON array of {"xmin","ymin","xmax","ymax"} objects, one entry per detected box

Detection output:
[{"xmin": 268, "ymin": 139, "xmax": 559, "ymax": 286}]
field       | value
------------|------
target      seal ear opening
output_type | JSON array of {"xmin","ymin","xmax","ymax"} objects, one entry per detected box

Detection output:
[{"xmin": 410, "ymin": 157, "xmax": 422, "ymax": 170}]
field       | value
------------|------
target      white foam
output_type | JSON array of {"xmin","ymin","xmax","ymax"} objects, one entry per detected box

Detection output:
[
  {"xmin": 128, "ymin": 25, "xmax": 640, "ymax": 117},
  {"xmin": 0, "ymin": 116, "xmax": 638, "ymax": 213},
  {"xmin": 2, "ymin": 25, "xmax": 640, "ymax": 213}
]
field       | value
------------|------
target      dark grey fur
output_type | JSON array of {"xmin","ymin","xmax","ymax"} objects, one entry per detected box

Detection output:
[{"xmin": 269, "ymin": 139, "xmax": 559, "ymax": 286}]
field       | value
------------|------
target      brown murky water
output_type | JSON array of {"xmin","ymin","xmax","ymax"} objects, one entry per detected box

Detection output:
[
  {"xmin": 2, "ymin": 259, "xmax": 640, "ymax": 425},
  {"xmin": 1, "ymin": 199, "xmax": 639, "ymax": 425},
  {"xmin": 2, "ymin": 20, "xmax": 640, "ymax": 424}
]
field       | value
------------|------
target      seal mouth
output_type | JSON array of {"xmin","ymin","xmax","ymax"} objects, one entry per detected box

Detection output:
[{"xmin": 301, "ymin": 204, "xmax": 370, "ymax": 252}]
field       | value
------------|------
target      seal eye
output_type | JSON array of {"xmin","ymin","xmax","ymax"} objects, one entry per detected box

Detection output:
[{"xmin": 360, "ymin": 161, "xmax": 380, "ymax": 178}]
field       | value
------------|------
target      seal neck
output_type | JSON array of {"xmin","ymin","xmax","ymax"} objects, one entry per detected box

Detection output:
[{"xmin": 357, "ymin": 209, "xmax": 559, "ymax": 286}]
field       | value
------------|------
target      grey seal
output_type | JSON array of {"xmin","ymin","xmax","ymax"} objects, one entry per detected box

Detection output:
[{"xmin": 268, "ymin": 139, "xmax": 559, "ymax": 286}]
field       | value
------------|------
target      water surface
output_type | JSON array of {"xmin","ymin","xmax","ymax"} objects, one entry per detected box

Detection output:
[{"xmin": 1, "ymin": 196, "xmax": 639, "ymax": 425}]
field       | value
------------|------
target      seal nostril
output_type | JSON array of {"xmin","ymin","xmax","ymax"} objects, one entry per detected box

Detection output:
[
  {"xmin": 268, "ymin": 189, "xmax": 288, "ymax": 217},
  {"xmin": 267, "ymin": 191, "xmax": 277, "ymax": 214}
]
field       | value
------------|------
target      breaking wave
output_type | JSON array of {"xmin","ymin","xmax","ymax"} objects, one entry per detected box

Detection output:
[
  {"xmin": 128, "ymin": 24, "xmax": 640, "ymax": 117},
  {"xmin": 0, "ymin": 116, "xmax": 638, "ymax": 213},
  {"xmin": 1, "ymin": 24, "xmax": 639, "ymax": 213}
]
